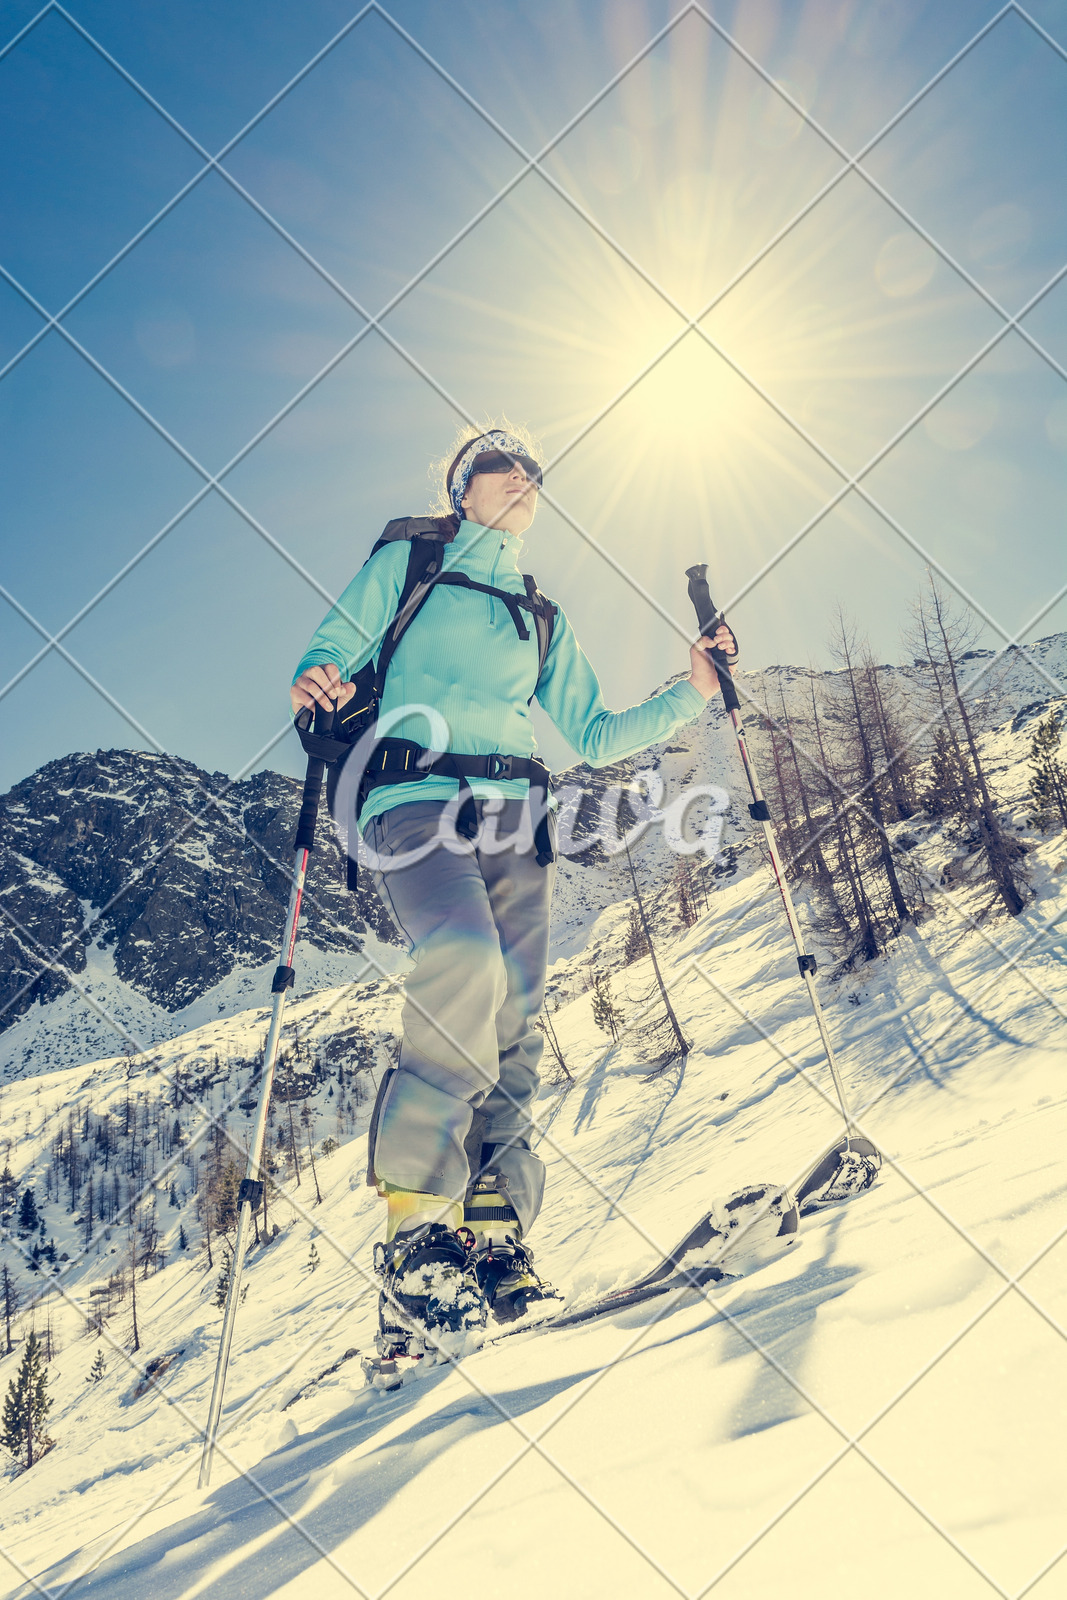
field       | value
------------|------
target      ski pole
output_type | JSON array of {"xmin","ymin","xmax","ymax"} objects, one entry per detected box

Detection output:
[
  {"xmin": 685, "ymin": 565, "xmax": 858, "ymax": 1147},
  {"xmin": 198, "ymin": 699, "xmax": 336, "ymax": 1490}
]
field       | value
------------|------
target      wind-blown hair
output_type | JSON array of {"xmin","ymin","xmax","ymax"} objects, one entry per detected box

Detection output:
[{"xmin": 430, "ymin": 417, "xmax": 541, "ymax": 518}]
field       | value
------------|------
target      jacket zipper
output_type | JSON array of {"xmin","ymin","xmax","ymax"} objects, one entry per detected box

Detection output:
[{"xmin": 487, "ymin": 537, "xmax": 507, "ymax": 628}]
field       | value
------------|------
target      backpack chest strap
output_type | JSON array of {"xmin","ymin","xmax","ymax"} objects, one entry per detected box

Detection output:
[{"xmin": 428, "ymin": 572, "xmax": 543, "ymax": 640}]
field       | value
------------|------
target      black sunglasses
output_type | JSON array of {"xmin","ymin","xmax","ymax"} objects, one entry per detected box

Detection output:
[{"xmin": 468, "ymin": 450, "xmax": 543, "ymax": 487}]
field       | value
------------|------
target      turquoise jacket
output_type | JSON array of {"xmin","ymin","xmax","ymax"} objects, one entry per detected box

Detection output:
[{"xmin": 293, "ymin": 521, "xmax": 706, "ymax": 829}]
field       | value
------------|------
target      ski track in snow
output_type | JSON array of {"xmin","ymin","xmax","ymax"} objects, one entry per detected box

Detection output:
[{"xmin": 1, "ymin": 699, "xmax": 1067, "ymax": 1597}]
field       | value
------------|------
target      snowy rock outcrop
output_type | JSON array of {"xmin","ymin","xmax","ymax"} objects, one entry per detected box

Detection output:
[{"xmin": 0, "ymin": 749, "xmax": 399, "ymax": 1036}]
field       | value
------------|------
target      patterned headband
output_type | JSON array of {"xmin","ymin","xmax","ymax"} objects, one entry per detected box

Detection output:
[{"xmin": 448, "ymin": 431, "xmax": 539, "ymax": 517}]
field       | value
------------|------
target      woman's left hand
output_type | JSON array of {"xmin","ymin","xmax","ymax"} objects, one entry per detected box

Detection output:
[{"xmin": 687, "ymin": 624, "xmax": 738, "ymax": 700}]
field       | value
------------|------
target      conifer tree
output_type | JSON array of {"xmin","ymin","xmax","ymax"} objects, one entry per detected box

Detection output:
[
  {"xmin": 212, "ymin": 1245, "xmax": 247, "ymax": 1310},
  {"xmin": 85, "ymin": 1296, "xmax": 104, "ymax": 1341},
  {"xmin": 672, "ymin": 859, "xmax": 699, "ymax": 930},
  {"xmin": 768, "ymin": 675, "xmax": 842, "ymax": 924},
  {"xmin": 922, "ymin": 727, "xmax": 968, "ymax": 818},
  {"xmin": 139, "ymin": 1206, "xmax": 160, "ymax": 1278},
  {"xmin": 86, "ymin": 1349, "xmax": 107, "ymax": 1384},
  {"xmin": 213, "ymin": 1159, "xmax": 241, "ymax": 1234},
  {"xmin": 624, "ymin": 842, "xmax": 690, "ymax": 1066},
  {"xmin": 0, "ymin": 1165, "xmax": 16, "ymax": 1222},
  {"xmin": 864, "ymin": 654, "xmax": 918, "ymax": 821},
  {"xmin": 17, "ymin": 1189, "xmax": 39, "ymax": 1235},
  {"xmin": 1, "ymin": 1263, "xmax": 20, "ymax": 1356},
  {"xmin": 82, "ymin": 1173, "xmax": 94, "ymax": 1249},
  {"xmin": 832, "ymin": 618, "xmax": 913, "ymax": 929},
  {"xmin": 591, "ymin": 973, "xmax": 622, "ymax": 1042},
  {"xmin": 536, "ymin": 1000, "xmax": 574, "ymax": 1084},
  {"xmin": 1027, "ymin": 712, "xmax": 1067, "ymax": 832},
  {"xmin": 306, "ymin": 1242, "xmax": 320, "ymax": 1274},
  {"xmin": 127, "ymin": 1224, "xmax": 141, "ymax": 1353},
  {"xmin": 910, "ymin": 578, "xmax": 1024, "ymax": 915},
  {"xmin": 213, "ymin": 1248, "xmax": 232, "ymax": 1310},
  {"xmin": 623, "ymin": 903, "xmax": 649, "ymax": 964},
  {"xmin": 0, "ymin": 1332, "xmax": 53, "ymax": 1470},
  {"xmin": 283, "ymin": 1089, "xmax": 302, "ymax": 1189},
  {"xmin": 42, "ymin": 1304, "xmax": 57, "ymax": 1363},
  {"xmin": 807, "ymin": 673, "xmax": 881, "ymax": 962},
  {"xmin": 198, "ymin": 1163, "xmax": 214, "ymax": 1270},
  {"xmin": 301, "ymin": 1104, "xmax": 323, "ymax": 1205}
]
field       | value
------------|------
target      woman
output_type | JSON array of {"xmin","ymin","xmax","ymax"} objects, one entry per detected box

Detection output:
[{"xmin": 291, "ymin": 426, "xmax": 735, "ymax": 1359}]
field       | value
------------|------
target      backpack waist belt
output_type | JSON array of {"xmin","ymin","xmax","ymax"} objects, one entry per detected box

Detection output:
[
  {"xmin": 363, "ymin": 738, "xmax": 550, "ymax": 788},
  {"xmin": 362, "ymin": 738, "xmax": 554, "ymax": 867}
]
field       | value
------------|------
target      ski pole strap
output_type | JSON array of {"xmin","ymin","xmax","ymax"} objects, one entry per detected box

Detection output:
[
  {"xmin": 237, "ymin": 1178, "xmax": 264, "ymax": 1208},
  {"xmin": 294, "ymin": 722, "xmax": 352, "ymax": 763},
  {"xmin": 293, "ymin": 704, "xmax": 336, "ymax": 852},
  {"xmin": 685, "ymin": 563, "xmax": 741, "ymax": 714}
]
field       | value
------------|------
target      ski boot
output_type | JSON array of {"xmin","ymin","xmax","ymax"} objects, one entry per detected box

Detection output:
[
  {"xmin": 367, "ymin": 1215, "xmax": 486, "ymax": 1389},
  {"xmin": 464, "ymin": 1180, "xmax": 557, "ymax": 1325}
]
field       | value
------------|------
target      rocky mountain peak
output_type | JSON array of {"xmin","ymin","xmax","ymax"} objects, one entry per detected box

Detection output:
[{"xmin": 0, "ymin": 748, "xmax": 397, "ymax": 1034}]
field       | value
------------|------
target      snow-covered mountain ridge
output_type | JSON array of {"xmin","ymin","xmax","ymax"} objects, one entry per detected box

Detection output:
[{"xmin": 4, "ymin": 632, "xmax": 1062, "ymax": 1083}]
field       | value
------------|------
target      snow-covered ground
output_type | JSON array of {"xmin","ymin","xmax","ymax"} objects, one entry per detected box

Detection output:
[{"xmin": 2, "ymin": 741, "xmax": 1067, "ymax": 1599}]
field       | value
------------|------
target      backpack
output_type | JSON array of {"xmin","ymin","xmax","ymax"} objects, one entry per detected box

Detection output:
[
  {"xmin": 331, "ymin": 515, "xmax": 557, "ymax": 751},
  {"xmin": 315, "ymin": 516, "xmax": 558, "ymax": 882}
]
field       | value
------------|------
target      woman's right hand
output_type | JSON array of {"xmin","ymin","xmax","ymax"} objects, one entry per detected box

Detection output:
[{"xmin": 290, "ymin": 664, "xmax": 356, "ymax": 716}]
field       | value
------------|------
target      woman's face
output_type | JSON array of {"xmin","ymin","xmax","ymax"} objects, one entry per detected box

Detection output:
[{"xmin": 461, "ymin": 460, "xmax": 539, "ymax": 534}]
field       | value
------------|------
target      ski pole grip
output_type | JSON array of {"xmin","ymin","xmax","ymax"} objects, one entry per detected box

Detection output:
[
  {"xmin": 293, "ymin": 703, "xmax": 335, "ymax": 852},
  {"xmin": 685, "ymin": 564, "xmax": 740, "ymax": 714}
]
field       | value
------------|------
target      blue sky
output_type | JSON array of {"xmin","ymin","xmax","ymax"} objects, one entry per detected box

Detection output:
[{"xmin": 1, "ymin": 0, "xmax": 1065, "ymax": 790}]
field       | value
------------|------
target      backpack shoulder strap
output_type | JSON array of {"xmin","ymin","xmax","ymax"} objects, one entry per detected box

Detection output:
[
  {"xmin": 522, "ymin": 574, "xmax": 558, "ymax": 697},
  {"xmin": 331, "ymin": 519, "xmax": 455, "ymax": 892},
  {"xmin": 372, "ymin": 535, "xmax": 446, "ymax": 695},
  {"xmin": 335, "ymin": 529, "xmax": 446, "ymax": 742}
]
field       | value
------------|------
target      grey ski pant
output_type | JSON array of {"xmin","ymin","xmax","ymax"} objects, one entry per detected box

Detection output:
[{"xmin": 365, "ymin": 797, "xmax": 555, "ymax": 1235}]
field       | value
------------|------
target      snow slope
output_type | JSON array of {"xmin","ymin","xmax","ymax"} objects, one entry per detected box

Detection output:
[{"xmin": 1, "ymin": 713, "xmax": 1066, "ymax": 1598}]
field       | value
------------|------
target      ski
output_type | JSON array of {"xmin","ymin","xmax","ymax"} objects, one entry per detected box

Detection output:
[
  {"xmin": 485, "ymin": 1137, "xmax": 883, "ymax": 1348},
  {"xmin": 289, "ymin": 1145, "xmax": 882, "ymax": 1401},
  {"xmin": 357, "ymin": 1179, "xmax": 802, "ymax": 1387},
  {"xmin": 483, "ymin": 1177, "xmax": 799, "ymax": 1346}
]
